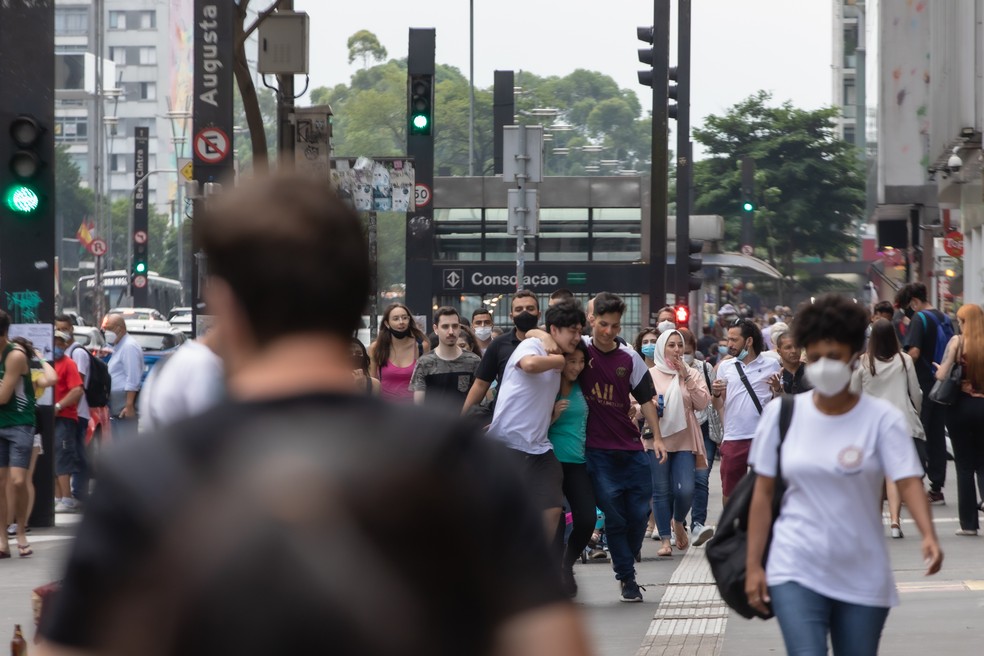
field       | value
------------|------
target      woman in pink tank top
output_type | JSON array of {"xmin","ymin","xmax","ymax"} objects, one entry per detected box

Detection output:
[{"xmin": 369, "ymin": 303, "xmax": 429, "ymax": 402}]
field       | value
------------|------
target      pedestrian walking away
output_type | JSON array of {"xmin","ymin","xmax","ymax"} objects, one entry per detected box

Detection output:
[{"xmin": 745, "ymin": 294, "xmax": 942, "ymax": 656}]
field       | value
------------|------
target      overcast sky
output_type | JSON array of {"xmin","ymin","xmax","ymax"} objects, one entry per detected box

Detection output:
[{"xmin": 293, "ymin": 0, "xmax": 833, "ymax": 142}]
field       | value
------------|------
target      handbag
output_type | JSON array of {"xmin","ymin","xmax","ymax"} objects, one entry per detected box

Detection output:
[
  {"xmin": 705, "ymin": 394, "xmax": 794, "ymax": 620},
  {"xmin": 929, "ymin": 337, "xmax": 962, "ymax": 406}
]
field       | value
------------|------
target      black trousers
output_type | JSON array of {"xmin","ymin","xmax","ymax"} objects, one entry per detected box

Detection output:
[
  {"xmin": 944, "ymin": 393, "xmax": 984, "ymax": 531},
  {"xmin": 556, "ymin": 461, "xmax": 596, "ymax": 571},
  {"xmin": 920, "ymin": 390, "xmax": 948, "ymax": 492}
]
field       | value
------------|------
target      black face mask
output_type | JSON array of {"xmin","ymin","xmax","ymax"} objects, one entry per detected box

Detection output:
[
  {"xmin": 513, "ymin": 311, "xmax": 538, "ymax": 333},
  {"xmin": 903, "ymin": 307, "xmax": 915, "ymax": 319},
  {"xmin": 389, "ymin": 327, "xmax": 411, "ymax": 339}
]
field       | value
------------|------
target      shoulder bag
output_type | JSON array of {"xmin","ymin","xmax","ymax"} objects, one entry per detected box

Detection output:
[
  {"xmin": 928, "ymin": 337, "xmax": 962, "ymax": 405},
  {"xmin": 705, "ymin": 393, "xmax": 794, "ymax": 620},
  {"xmin": 735, "ymin": 361, "xmax": 764, "ymax": 414}
]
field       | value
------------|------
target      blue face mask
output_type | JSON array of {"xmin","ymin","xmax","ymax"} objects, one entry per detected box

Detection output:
[
  {"xmin": 641, "ymin": 344, "xmax": 657, "ymax": 359},
  {"xmin": 53, "ymin": 347, "xmax": 65, "ymax": 360},
  {"xmin": 718, "ymin": 345, "xmax": 729, "ymax": 356},
  {"xmin": 737, "ymin": 349, "xmax": 748, "ymax": 360}
]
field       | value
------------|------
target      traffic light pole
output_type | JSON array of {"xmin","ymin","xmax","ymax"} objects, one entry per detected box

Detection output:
[
  {"xmin": 674, "ymin": 0, "xmax": 692, "ymax": 306},
  {"xmin": 405, "ymin": 29, "xmax": 436, "ymax": 316},
  {"xmin": 649, "ymin": 0, "xmax": 671, "ymax": 324}
]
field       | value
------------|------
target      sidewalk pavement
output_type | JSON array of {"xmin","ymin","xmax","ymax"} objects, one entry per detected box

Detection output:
[{"xmin": 580, "ymin": 458, "xmax": 984, "ymax": 655}]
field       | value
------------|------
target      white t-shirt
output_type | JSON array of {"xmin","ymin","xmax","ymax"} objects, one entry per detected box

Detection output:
[
  {"xmin": 717, "ymin": 354, "xmax": 780, "ymax": 441},
  {"xmin": 138, "ymin": 340, "xmax": 224, "ymax": 432},
  {"xmin": 67, "ymin": 343, "xmax": 90, "ymax": 419},
  {"xmin": 749, "ymin": 391, "xmax": 923, "ymax": 608},
  {"xmin": 488, "ymin": 339, "xmax": 561, "ymax": 455}
]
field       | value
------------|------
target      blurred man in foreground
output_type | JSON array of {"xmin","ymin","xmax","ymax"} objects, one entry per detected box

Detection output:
[{"xmin": 39, "ymin": 176, "xmax": 591, "ymax": 656}]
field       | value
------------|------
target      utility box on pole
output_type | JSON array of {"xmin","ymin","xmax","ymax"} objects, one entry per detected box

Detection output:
[{"xmin": 257, "ymin": 11, "xmax": 310, "ymax": 74}]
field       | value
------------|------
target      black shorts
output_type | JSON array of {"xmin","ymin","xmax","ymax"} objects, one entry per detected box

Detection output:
[{"xmin": 506, "ymin": 449, "xmax": 564, "ymax": 511}]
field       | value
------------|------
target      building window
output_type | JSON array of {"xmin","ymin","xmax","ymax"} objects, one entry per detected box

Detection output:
[
  {"xmin": 108, "ymin": 11, "xmax": 126, "ymax": 30},
  {"xmin": 843, "ymin": 127, "xmax": 856, "ymax": 144},
  {"xmin": 843, "ymin": 25, "xmax": 859, "ymax": 69},
  {"xmin": 138, "ymin": 47, "xmax": 156, "ymax": 66},
  {"xmin": 109, "ymin": 47, "xmax": 126, "ymax": 66},
  {"xmin": 54, "ymin": 118, "xmax": 88, "ymax": 143},
  {"xmin": 55, "ymin": 8, "xmax": 89, "ymax": 36},
  {"xmin": 843, "ymin": 79, "xmax": 857, "ymax": 118},
  {"xmin": 434, "ymin": 209, "xmax": 483, "ymax": 261},
  {"xmin": 111, "ymin": 154, "xmax": 126, "ymax": 172},
  {"xmin": 592, "ymin": 208, "xmax": 641, "ymax": 261},
  {"xmin": 536, "ymin": 209, "xmax": 589, "ymax": 261},
  {"xmin": 139, "ymin": 11, "xmax": 156, "ymax": 29},
  {"xmin": 140, "ymin": 82, "xmax": 156, "ymax": 100}
]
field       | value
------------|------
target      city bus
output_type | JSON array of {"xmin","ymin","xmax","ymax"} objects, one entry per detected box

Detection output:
[{"xmin": 76, "ymin": 270, "xmax": 183, "ymax": 324}]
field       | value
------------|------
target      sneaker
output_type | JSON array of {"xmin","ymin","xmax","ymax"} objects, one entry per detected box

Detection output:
[
  {"xmin": 55, "ymin": 499, "xmax": 79, "ymax": 514},
  {"xmin": 891, "ymin": 524, "xmax": 904, "ymax": 539},
  {"xmin": 928, "ymin": 490, "xmax": 945, "ymax": 505},
  {"xmin": 955, "ymin": 528, "xmax": 979, "ymax": 536},
  {"xmin": 620, "ymin": 579, "xmax": 645, "ymax": 603},
  {"xmin": 691, "ymin": 523, "xmax": 715, "ymax": 547},
  {"xmin": 561, "ymin": 568, "xmax": 578, "ymax": 598},
  {"xmin": 644, "ymin": 529, "xmax": 654, "ymax": 539},
  {"xmin": 589, "ymin": 547, "xmax": 608, "ymax": 560}
]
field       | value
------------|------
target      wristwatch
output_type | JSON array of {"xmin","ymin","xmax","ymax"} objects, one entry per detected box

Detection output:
[{"xmin": 54, "ymin": 402, "xmax": 62, "ymax": 412}]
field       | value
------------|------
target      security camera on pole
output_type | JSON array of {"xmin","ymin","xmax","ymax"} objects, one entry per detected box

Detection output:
[{"xmin": 503, "ymin": 125, "xmax": 543, "ymax": 291}]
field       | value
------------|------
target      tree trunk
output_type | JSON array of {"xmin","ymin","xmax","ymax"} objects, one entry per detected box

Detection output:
[{"xmin": 234, "ymin": 6, "xmax": 269, "ymax": 174}]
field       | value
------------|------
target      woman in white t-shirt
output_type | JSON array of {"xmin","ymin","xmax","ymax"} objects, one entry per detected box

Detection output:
[
  {"xmin": 850, "ymin": 318, "xmax": 926, "ymax": 539},
  {"xmin": 745, "ymin": 294, "xmax": 942, "ymax": 656}
]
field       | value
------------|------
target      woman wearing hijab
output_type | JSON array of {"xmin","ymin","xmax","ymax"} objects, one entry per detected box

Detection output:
[{"xmin": 648, "ymin": 329, "xmax": 710, "ymax": 556}]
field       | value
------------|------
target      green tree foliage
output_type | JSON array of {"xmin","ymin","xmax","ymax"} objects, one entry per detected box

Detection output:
[
  {"xmin": 308, "ymin": 31, "xmax": 650, "ymax": 177},
  {"xmin": 55, "ymin": 146, "xmax": 95, "ymax": 305},
  {"xmin": 693, "ymin": 91, "xmax": 865, "ymax": 278},
  {"xmin": 233, "ymin": 85, "xmax": 278, "ymax": 172},
  {"xmin": 347, "ymin": 30, "xmax": 388, "ymax": 68}
]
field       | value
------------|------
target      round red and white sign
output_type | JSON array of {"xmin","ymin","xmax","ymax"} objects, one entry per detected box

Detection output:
[
  {"xmin": 740, "ymin": 244, "xmax": 753, "ymax": 257},
  {"xmin": 414, "ymin": 183, "xmax": 432, "ymax": 208},
  {"xmin": 943, "ymin": 231, "xmax": 964, "ymax": 258},
  {"xmin": 89, "ymin": 238, "xmax": 107, "ymax": 257},
  {"xmin": 133, "ymin": 275, "xmax": 147, "ymax": 289},
  {"xmin": 134, "ymin": 230, "xmax": 148, "ymax": 244},
  {"xmin": 194, "ymin": 127, "xmax": 230, "ymax": 164}
]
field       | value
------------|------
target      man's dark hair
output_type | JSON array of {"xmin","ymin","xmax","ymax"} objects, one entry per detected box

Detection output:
[
  {"xmin": 873, "ymin": 301, "xmax": 894, "ymax": 319},
  {"xmin": 593, "ymin": 292, "xmax": 625, "ymax": 318},
  {"xmin": 0, "ymin": 309, "xmax": 10, "ymax": 337},
  {"xmin": 792, "ymin": 294, "xmax": 868, "ymax": 354},
  {"xmin": 550, "ymin": 288, "xmax": 575, "ymax": 302},
  {"xmin": 55, "ymin": 314, "xmax": 74, "ymax": 326},
  {"xmin": 196, "ymin": 175, "xmax": 370, "ymax": 343},
  {"xmin": 730, "ymin": 318, "xmax": 764, "ymax": 355},
  {"xmin": 894, "ymin": 285, "xmax": 912, "ymax": 309},
  {"xmin": 511, "ymin": 289, "xmax": 539, "ymax": 309},
  {"xmin": 544, "ymin": 300, "xmax": 586, "ymax": 331},
  {"xmin": 902, "ymin": 281, "xmax": 928, "ymax": 304},
  {"xmin": 471, "ymin": 307, "xmax": 492, "ymax": 322},
  {"xmin": 433, "ymin": 306, "xmax": 459, "ymax": 327}
]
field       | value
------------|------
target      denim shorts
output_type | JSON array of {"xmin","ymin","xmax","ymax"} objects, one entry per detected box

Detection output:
[
  {"xmin": 55, "ymin": 418, "xmax": 80, "ymax": 476},
  {"xmin": 0, "ymin": 425, "xmax": 36, "ymax": 469}
]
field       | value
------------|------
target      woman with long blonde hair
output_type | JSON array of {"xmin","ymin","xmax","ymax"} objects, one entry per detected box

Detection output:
[{"xmin": 936, "ymin": 303, "xmax": 984, "ymax": 535}]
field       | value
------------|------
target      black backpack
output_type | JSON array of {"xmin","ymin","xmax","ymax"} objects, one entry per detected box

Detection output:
[
  {"xmin": 705, "ymin": 394, "xmax": 794, "ymax": 620},
  {"xmin": 70, "ymin": 343, "xmax": 112, "ymax": 408}
]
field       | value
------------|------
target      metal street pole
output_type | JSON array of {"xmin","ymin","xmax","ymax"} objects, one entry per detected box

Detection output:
[
  {"xmin": 674, "ymin": 0, "xmax": 692, "ymax": 304},
  {"xmin": 515, "ymin": 125, "xmax": 528, "ymax": 291},
  {"xmin": 277, "ymin": 0, "xmax": 295, "ymax": 169},
  {"xmin": 649, "ymin": 0, "xmax": 671, "ymax": 323},
  {"xmin": 469, "ymin": 0, "xmax": 475, "ymax": 176}
]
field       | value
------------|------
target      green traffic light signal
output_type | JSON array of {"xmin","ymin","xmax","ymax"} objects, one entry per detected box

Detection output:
[
  {"xmin": 742, "ymin": 201, "xmax": 755, "ymax": 212},
  {"xmin": 134, "ymin": 260, "xmax": 147, "ymax": 275},
  {"xmin": 411, "ymin": 113, "xmax": 429, "ymax": 131},
  {"xmin": 3, "ymin": 184, "xmax": 40, "ymax": 215}
]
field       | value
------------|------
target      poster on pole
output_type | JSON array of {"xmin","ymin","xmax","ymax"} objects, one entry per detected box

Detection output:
[
  {"xmin": 9, "ymin": 324, "xmax": 53, "ymax": 405},
  {"xmin": 294, "ymin": 106, "xmax": 333, "ymax": 179},
  {"xmin": 331, "ymin": 157, "xmax": 415, "ymax": 213}
]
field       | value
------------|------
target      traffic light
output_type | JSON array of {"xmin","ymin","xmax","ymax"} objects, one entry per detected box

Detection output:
[
  {"xmin": 637, "ymin": 26, "xmax": 655, "ymax": 87},
  {"xmin": 686, "ymin": 238, "xmax": 703, "ymax": 291},
  {"xmin": 4, "ymin": 115, "xmax": 46, "ymax": 217},
  {"xmin": 408, "ymin": 74, "xmax": 433, "ymax": 136},
  {"xmin": 741, "ymin": 157, "xmax": 756, "ymax": 213},
  {"xmin": 668, "ymin": 66, "xmax": 679, "ymax": 120},
  {"xmin": 674, "ymin": 304, "xmax": 690, "ymax": 327}
]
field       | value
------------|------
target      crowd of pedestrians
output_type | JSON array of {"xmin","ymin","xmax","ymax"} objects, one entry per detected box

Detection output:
[{"xmin": 0, "ymin": 175, "xmax": 970, "ymax": 655}]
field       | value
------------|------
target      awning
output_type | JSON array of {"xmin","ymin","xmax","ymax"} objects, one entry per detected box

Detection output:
[{"xmin": 668, "ymin": 252, "xmax": 783, "ymax": 279}]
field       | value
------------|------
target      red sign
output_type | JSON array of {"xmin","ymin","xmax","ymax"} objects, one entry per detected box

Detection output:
[
  {"xmin": 88, "ymin": 238, "xmax": 107, "ymax": 257},
  {"xmin": 194, "ymin": 127, "xmax": 230, "ymax": 164},
  {"xmin": 133, "ymin": 275, "xmax": 147, "ymax": 289},
  {"xmin": 134, "ymin": 230, "xmax": 148, "ymax": 244},
  {"xmin": 944, "ymin": 231, "xmax": 964, "ymax": 258}
]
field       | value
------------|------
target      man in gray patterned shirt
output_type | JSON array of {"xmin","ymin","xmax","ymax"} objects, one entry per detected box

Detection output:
[{"xmin": 410, "ymin": 307, "xmax": 481, "ymax": 411}]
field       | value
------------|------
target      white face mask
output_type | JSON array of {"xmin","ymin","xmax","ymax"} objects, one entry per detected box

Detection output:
[
  {"xmin": 683, "ymin": 354, "xmax": 694, "ymax": 365},
  {"xmin": 805, "ymin": 357, "xmax": 853, "ymax": 397},
  {"xmin": 657, "ymin": 320, "xmax": 676, "ymax": 334},
  {"xmin": 474, "ymin": 326, "xmax": 493, "ymax": 341},
  {"xmin": 105, "ymin": 330, "xmax": 118, "ymax": 345}
]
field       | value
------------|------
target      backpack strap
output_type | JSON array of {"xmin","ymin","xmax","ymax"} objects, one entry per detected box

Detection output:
[
  {"xmin": 701, "ymin": 360, "xmax": 713, "ymax": 392},
  {"xmin": 773, "ymin": 394, "xmax": 795, "ymax": 503},
  {"xmin": 735, "ymin": 361, "xmax": 764, "ymax": 414}
]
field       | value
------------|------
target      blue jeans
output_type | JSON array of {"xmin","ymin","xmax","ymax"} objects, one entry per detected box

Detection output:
[
  {"xmin": 650, "ymin": 450, "xmax": 696, "ymax": 538},
  {"xmin": 71, "ymin": 417, "xmax": 90, "ymax": 501},
  {"xmin": 586, "ymin": 448, "xmax": 652, "ymax": 582},
  {"xmin": 691, "ymin": 422, "xmax": 717, "ymax": 527},
  {"xmin": 769, "ymin": 582, "xmax": 889, "ymax": 656}
]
